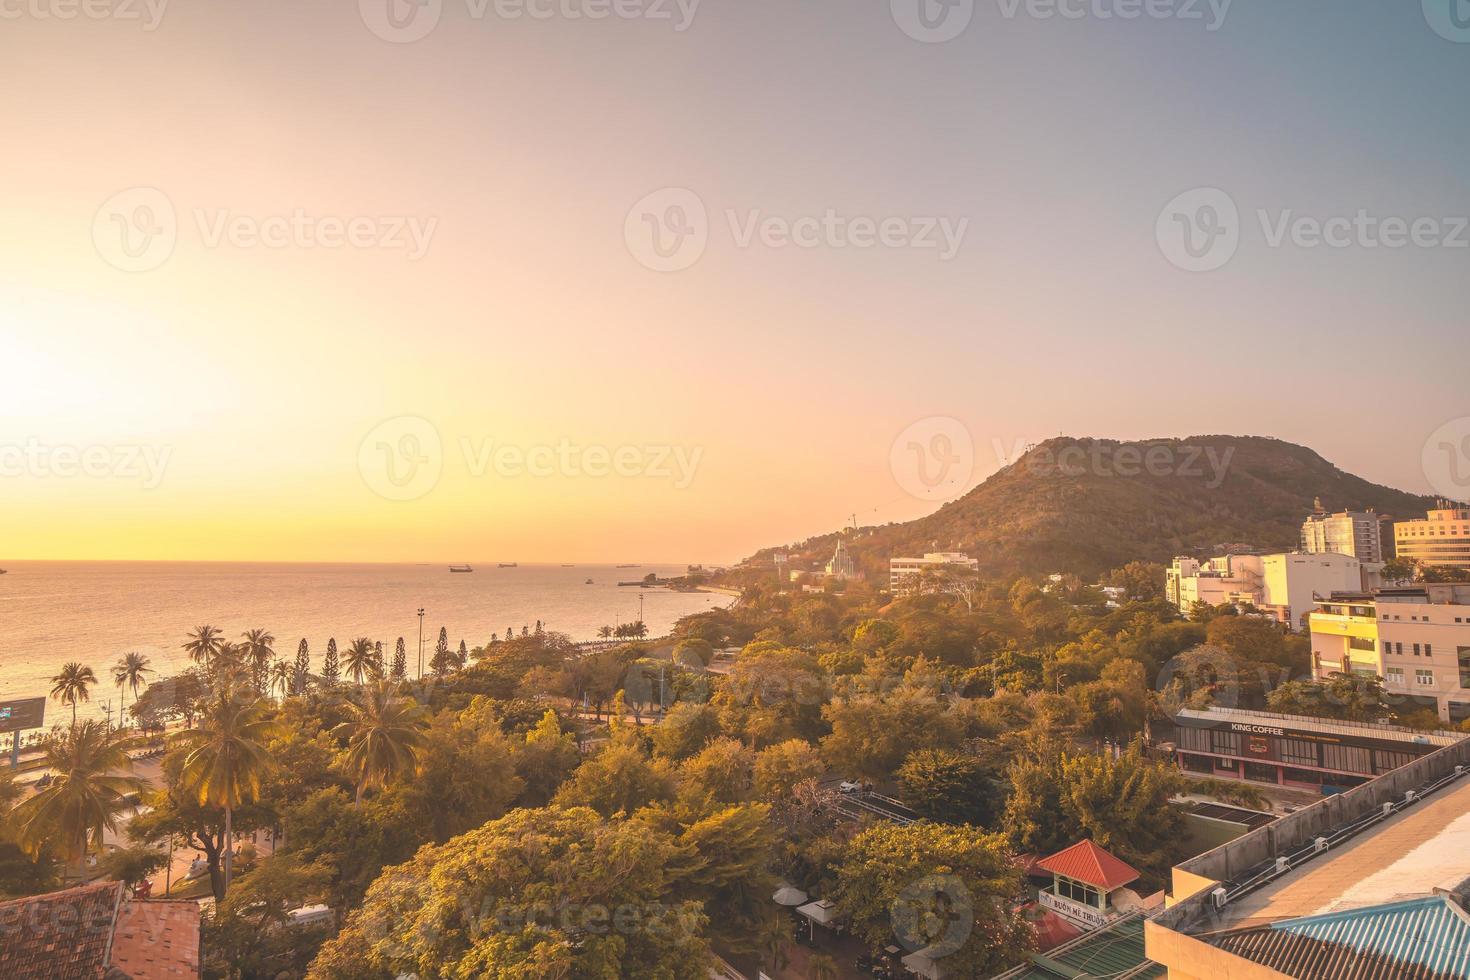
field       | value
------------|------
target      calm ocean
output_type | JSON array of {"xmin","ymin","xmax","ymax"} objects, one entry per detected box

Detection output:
[{"xmin": 0, "ymin": 561, "xmax": 731, "ymax": 726}]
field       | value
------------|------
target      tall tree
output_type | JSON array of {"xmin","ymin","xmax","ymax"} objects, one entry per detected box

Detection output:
[
  {"xmin": 456, "ymin": 639, "xmax": 469, "ymax": 669},
  {"xmin": 390, "ymin": 638, "xmax": 407, "ymax": 680},
  {"xmin": 343, "ymin": 637, "xmax": 379, "ymax": 686},
  {"xmin": 831, "ymin": 821, "xmax": 1032, "ymax": 977},
  {"xmin": 50, "ymin": 662, "xmax": 98, "ymax": 727},
  {"xmin": 183, "ymin": 625, "xmax": 226, "ymax": 667},
  {"xmin": 14, "ymin": 722, "xmax": 145, "ymax": 880},
  {"xmin": 176, "ymin": 687, "xmax": 281, "ymax": 894},
  {"xmin": 334, "ymin": 682, "xmax": 428, "ymax": 805},
  {"xmin": 111, "ymin": 652, "xmax": 153, "ymax": 732},
  {"xmin": 293, "ymin": 639, "xmax": 311, "ymax": 694},
  {"xmin": 241, "ymin": 629, "xmax": 277, "ymax": 695},
  {"xmin": 430, "ymin": 628, "xmax": 452, "ymax": 677},
  {"xmin": 321, "ymin": 638, "xmax": 340, "ymax": 687},
  {"xmin": 269, "ymin": 659, "xmax": 292, "ymax": 699}
]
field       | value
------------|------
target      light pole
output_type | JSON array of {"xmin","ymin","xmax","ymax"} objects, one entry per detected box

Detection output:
[{"xmin": 417, "ymin": 609, "xmax": 425, "ymax": 680}]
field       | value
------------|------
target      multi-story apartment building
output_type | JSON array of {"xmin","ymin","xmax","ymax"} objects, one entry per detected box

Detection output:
[
  {"xmin": 1299, "ymin": 503, "xmax": 1391, "ymax": 562},
  {"xmin": 1167, "ymin": 552, "xmax": 1365, "ymax": 630},
  {"xmin": 888, "ymin": 552, "xmax": 978, "ymax": 593},
  {"xmin": 1309, "ymin": 584, "xmax": 1470, "ymax": 724},
  {"xmin": 1393, "ymin": 501, "xmax": 1470, "ymax": 569}
]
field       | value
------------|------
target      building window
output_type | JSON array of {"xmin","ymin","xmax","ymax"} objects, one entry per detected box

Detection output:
[
  {"xmin": 1386, "ymin": 667, "xmax": 1405, "ymax": 685},
  {"xmin": 1350, "ymin": 636, "xmax": 1375, "ymax": 652},
  {"xmin": 1460, "ymin": 648, "xmax": 1470, "ymax": 690},
  {"xmin": 1375, "ymin": 749, "xmax": 1417, "ymax": 773},
  {"xmin": 1322, "ymin": 743, "xmax": 1372, "ymax": 774},
  {"xmin": 1397, "ymin": 643, "xmax": 1404, "ymax": 655},
  {"xmin": 1426, "ymin": 644, "xmax": 1433, "ymax": 658},
  {"xmin": 1417, "ymin": 670, "xmax": 1435, "ymax": 687},
  {"xmin": 1211, "ymin": 731, "xmax": 1241, "ymax": 756},
  {"xmin": 1055, "ymin": 877, "xmax": 1101, "ymax": 909},
  {"xmin": 1414, "ymin": 644, "xmax": 1422, "ymax": 657},
  {"xmin": 1280, "ymin": 738, "xmax": 1318, "ymax": 767}
]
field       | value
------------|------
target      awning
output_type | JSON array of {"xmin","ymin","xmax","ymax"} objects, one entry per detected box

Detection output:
[
  {"xmin": 795, "ymin": 899, "xmax": 839, "ymax": 927},
  {"xmin": 901, "ymin": 947, "xmax": 950, "ymax": 979},
  {"xmin": 773, "ymin": 886, "xmax": 809, "ymax": 907}
]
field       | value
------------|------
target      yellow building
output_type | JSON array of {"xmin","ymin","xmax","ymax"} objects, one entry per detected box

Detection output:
[{"xmin": 1393, "ymin": 501, "xmax": 1470, "ymax": 569}]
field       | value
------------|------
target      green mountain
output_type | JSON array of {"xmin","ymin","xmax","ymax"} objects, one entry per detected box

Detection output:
[{"xmin": 752, "ymin": 436, "xmax": 1435, "ymax": 580}]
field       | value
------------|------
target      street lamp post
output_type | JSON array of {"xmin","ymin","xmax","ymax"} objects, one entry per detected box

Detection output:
[{"xmin": 417, "ymin": 609, "xmax": 425, "ymax": 680}]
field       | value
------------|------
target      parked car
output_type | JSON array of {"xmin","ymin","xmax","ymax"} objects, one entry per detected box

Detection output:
[
  {"xmin": 287, "ymin": 904, "xmax": 334, "ymax": 928},
  {"xmin": 839, "ymin": 780, "xmax": 862, "ymax": 794}
]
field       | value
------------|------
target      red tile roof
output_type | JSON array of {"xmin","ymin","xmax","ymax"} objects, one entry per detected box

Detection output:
[
  {"xmin": 1035, "ymin": 840, "xmax": 1141, "ymax": 891},
  {"xmin": 1023, "ymin": 902, "xmax": 1085, "ymax": 951},
  {"xmin": 110, "ymin": 900, "xmax": 201, "ymax": 979},
  {"xmin": 0, "ymin": 880, "xmax": 122, "ymax": 979},
  {"xmin": 0, "ymin": 882, "xmax": 200, "ymax": 979}
]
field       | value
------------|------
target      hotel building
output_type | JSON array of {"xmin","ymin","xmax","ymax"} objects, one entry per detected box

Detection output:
[
  {"xmin": 1299, "ymin": 504, "xmax": 1391, "ymax": 563},
  {"xmin": 1309, "ymin": 584, "xmax": 1470, "ymax": 724},
  {"xmin": 888, "ymin": 552, "xmax": 978, "ymax": 593},
  {"xmin": 1393, "ymin": 501, "xmax": 1470, "ymax": 570}
]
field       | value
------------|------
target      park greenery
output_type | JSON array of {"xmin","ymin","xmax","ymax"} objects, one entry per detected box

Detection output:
[{"xmin": 1, "ymin": 563, "xmax": 1464, "ymax": 977}]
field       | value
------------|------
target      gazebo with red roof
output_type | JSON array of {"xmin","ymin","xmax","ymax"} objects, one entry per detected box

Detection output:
[{"xmin": 1033, "ymin": 840, "xmax": 1141, "ymax": 931}]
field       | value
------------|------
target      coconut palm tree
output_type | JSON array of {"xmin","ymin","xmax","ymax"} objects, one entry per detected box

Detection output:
[
  {"xmin": 110, "ymin": 653, "xmax": 153, "ymax": 732},
  {"xmin": 335, "ymin": 682, "xmax": 428, "ymax": 805},
  {"xmin": 50, "ymin": 662, "xmax": 98, "ymax": 727},
  {"xmin": 268, "ymin": 659, "xmax": 292, "ymax": 699},
  {"xmin": 342, "ymin": 637, "xmax": 381, "ymax": 686},
  {"xmin": 175, "ymin": 687, "xmax": 281, "ymax": 894},
  {"xmin": 13, "ymin": 721, "xmax": 145, "ymax": 880},
  {"xmin": 240, "ymin": 628, "xmax": 276, "ymax": 692},
  {"xmin": 183, "ymin": 625, "xmax": 226, "ymax": 667}
]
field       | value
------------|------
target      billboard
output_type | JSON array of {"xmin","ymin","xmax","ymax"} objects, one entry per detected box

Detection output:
[{"xmin": 0, "ymin": 698, "xmax": 46, "ymax": 735}]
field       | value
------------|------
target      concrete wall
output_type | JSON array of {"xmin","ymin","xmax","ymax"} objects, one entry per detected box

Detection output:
[{"xmin": 1155, "ymin": 735, "xmax": 1470, "ymax": 933}]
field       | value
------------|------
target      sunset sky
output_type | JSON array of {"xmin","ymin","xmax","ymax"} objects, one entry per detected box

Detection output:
[{"xmin": 3, "ymin": 1, "xmax": 1468, "ymax": 563}]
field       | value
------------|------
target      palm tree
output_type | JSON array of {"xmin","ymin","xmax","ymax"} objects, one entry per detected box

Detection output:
[
  {"xmin": 240, "ymin": 628, "xmax": 276, "ymax": 693},
  {"xmin": 268, "ymin": 660, "xmax": 292, "ymax": 699},
  {"xmin": 175, "ymin": 687, "xmax": 281, "ymax": 894},
  {"xmin": 110, "ymin": 653, "xmax": 153, "ymax": 732},
  {"xmin": 13, "ymin": 721, "xmax": 145, "ymax": 880},
  {"xmin": 336, "ymin": 682, "xmax": 428, "ymax": 805},
  {"xmin": 183, "ymin": 625, "xmax": 226, "ymax": 667},
  {"xmin": 343, "ymin": 637, "xmax": 380, "ymax": 686},
  {"xmin": 50, "ymin": 663, "xmax": 98, "ymax": 727}
]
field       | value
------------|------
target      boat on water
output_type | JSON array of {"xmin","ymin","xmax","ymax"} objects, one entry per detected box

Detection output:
[
  {"xmin": 616, "ymin": 563, "xmax": 640, "ymax": 568},
  {"xmin": 585, "ymin": 578, "xmax": 594, "ymax": 584},
  {"xmin": 449, "ymin": 564, "xmax": 474, "ymax": 573},
  {"xmin": 498, "ymin": 562, "xmax": 518, "ymax": 568}
]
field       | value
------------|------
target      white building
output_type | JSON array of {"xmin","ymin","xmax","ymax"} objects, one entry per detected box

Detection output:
[
  {"xmin": 825, "ymin": 540, "xmax": 856, "ymax": 579},
  {"xmin": 889, "ymin": 552, "xmax": 979, "ymax": 593},
  {"xmin": 1301, "ymin": 503, "xmax": 1390, "ymax": 563},
  {"xmin": 1167, "ymin": 552, "xmax": 1368, "ymax": 629},
  {"xmin": 1393, "ymin": 501, "xmax": 1470, "ymax": 570}
]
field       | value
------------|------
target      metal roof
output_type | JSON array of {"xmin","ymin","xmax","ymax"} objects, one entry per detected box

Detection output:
[
  {"xmin": 1174, "ymin": 706, "xmax": 1464, "ymax": 747},
  {"xmin": 991, "ymin": 913, "xmax": 1161, "ymax": 980},
  {"xmin": 1035, "ymin": 840, "xmax": 1141, "ymax": 891},
  {"xmin": 1206, "ymin": 894, "xmax": 1470, "ymax": 979}
]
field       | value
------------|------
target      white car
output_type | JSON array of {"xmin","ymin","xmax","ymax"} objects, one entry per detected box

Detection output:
[
  {"xmin": 287, "ymin": 904, "xmax": 334, "ymax": 928},
  {"xmin": 838, "ymin": 781, "xmax": 863, "ymax": 794}
]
